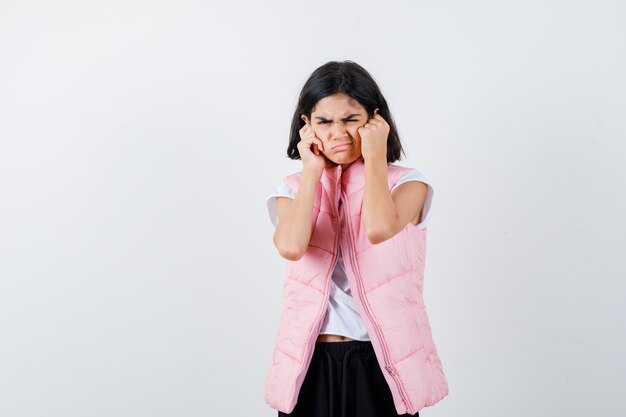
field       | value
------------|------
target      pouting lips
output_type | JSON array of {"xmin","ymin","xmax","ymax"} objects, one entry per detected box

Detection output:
[{"xmin": 333, "ymin": 143, "xmax": 352, "ymax": 150}]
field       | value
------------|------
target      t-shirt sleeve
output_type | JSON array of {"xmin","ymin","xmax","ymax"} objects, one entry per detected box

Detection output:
[
  {"xmin": 390, "ymin": 169, "xmax": 434, "ymax": 229},
  {"xmin": 266, "ymin": 182, "xmax": 296, "ymax": 227}
]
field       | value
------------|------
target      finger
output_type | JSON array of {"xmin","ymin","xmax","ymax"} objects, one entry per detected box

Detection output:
[
  {"xmin": 367, "ymin": 117, "xmax": 381, "ymax": 126},
  {"xmin": 305, "ymin": 137, "xmax": 320, "ymax": 151},
  {"xmin": 301, "ymin": 121, "xmax": 312, "ymax": 132}
]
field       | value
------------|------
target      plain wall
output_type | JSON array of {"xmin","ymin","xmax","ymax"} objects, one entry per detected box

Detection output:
[{"xmin": 1, "ymin": 1, "xmax": 625, "ymax": 416}]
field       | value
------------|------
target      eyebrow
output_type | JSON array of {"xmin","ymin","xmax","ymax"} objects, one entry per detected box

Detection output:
[{"xmin": 314, "ymin": 113, "xmax": 361, "ymax": 121}]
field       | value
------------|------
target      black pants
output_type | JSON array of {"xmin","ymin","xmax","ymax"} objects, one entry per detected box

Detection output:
[{"xmin": 278, "ymin": 340, "xmax": 418, "ymax": 417}]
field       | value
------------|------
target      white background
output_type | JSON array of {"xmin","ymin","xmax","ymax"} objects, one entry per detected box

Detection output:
[{"xmin": 1, "ymin": 1, "xmax": 625, "ymax": 416}]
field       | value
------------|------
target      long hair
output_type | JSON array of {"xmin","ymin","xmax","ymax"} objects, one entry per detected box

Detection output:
[{"xmin": 287, "ymin": 60, "xmax": 406, "ymax": 163}]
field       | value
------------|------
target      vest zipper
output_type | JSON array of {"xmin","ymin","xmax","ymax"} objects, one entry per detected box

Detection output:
[{"xmin": 340, "ymin": 189, "xmax": 414, "ymax": 414}]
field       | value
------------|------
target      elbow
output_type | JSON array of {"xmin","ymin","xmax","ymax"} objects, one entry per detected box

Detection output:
[
  {"xmin": 278, "ymin": 246, "xmax": 305, "ymax": 261},
  {"xmin": 366, "ymin": 227, "xmax": 390, "ymax": 245},
  {"xmin": 274, "ymin": 235, "xmax": 306, "ymax": 261},
  {"xmin": 365, "ymin": 216, "xmax": 397, "ymax": 245}
]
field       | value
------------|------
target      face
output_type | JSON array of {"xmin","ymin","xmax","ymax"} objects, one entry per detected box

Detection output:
[{"xmin": 301, "ymin": 93, "xmax": 369, "ymax": 170}]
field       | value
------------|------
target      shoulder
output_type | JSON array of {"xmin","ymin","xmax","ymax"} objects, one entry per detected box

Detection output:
[
  {"xmin": 266, "ymin": 180, "xmax": 296, "ymax": 227},
  {"xmin": 283, "ymin": 170, "xmax": 303, "ymax": 190},
  {"xmin": 387, "ymin": 164, "xmax": 431, "ymax": 190},
  {"xmin": 265, "ymin": 168, "xmax": 308, "ymax": 227},
  {"xmin": 387, "ymin": 164, "xmax": 435, "ymax": 229}
]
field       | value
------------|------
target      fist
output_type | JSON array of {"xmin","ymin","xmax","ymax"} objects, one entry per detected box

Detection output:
[{"xmin": 358, "ymin": 108, "xmax": 389, "ymax": 161}]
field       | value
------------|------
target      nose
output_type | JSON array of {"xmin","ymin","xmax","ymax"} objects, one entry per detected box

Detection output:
[{"xmin": 330, "ymin": 121, "xmax": 348, "ymax": 140}]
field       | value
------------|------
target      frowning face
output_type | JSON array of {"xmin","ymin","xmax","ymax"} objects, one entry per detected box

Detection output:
[{"xmin": 301, "ymin": 93, "xmax": 369, "ymax": 170}]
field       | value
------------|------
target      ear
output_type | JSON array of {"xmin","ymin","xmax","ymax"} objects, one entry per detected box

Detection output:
[{"xmin": 301, "ymin": 114, "xmax": 309, "ymax": 124}]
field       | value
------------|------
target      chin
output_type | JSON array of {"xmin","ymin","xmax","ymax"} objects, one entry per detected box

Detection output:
[{"xmin": 327, "ymin": 154, "xmax": 356, "ymax": 167}]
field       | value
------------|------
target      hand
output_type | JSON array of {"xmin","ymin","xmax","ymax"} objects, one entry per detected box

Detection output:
[
  {"xmin": 297, "ymin": 119, "xmax": 336, "ymax": 174},
  {"xmin": 358, "ymin": 108, "xmax": 389, "ymax": 162}
]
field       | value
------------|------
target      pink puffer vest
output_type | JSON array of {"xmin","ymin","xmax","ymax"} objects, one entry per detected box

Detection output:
[{"xmin": 264, "ymin": 157, "xmax": 449, "ymax": 415}]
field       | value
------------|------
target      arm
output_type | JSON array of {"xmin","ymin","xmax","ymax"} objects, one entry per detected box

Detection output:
[
  {"xmin": 272, "ymin": 168, "xmax": 321, "ymax": 261},
  {"xmin": 362, "ymin": 158, "xmax": 428, "ymax": 244}
]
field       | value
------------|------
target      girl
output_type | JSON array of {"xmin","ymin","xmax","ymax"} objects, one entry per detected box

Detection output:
[{"xmin": 264, "ymin": 61, "xmax": 449, "ymax": 417}]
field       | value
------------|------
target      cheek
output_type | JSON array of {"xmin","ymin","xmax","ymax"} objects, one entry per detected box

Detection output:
[
  {"xmin": 350, "ymin": 126, "xmax": 362, "ymax": 140},
  {"xmin": 314, "ymin": 126, "xmax": 329, "ymax": 139}
]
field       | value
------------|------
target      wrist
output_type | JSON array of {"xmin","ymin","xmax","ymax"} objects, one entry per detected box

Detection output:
[
  {"xmin": 302, "ymin": 166, "xmax": 323, "ymax": 181},
  {"xmin": 364, "ymin": 155, "xmax": 388, "ymax": 168}
]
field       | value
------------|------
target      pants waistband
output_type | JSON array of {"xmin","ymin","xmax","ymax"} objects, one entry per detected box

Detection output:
[{"xmin": 312, "ymin": 340, "xmax": 374, "ymax": 361}]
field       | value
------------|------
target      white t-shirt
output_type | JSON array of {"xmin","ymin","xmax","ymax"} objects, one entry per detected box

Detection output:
[{"xmin": 266, "ymin": 168, "xmax": 434, "ymax": 341}]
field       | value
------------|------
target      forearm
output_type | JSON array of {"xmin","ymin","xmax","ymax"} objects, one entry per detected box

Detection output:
[
  {"xmin": 274, "ymin": 168, "xmax": 321, "ymax": 259},
  {"xmin": 362, "ymin": 157, "xmax": 397, "ymax": 243}
]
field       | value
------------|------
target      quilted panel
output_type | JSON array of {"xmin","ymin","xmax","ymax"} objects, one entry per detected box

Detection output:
[
  {"xmin": 308, "ymin": 210, "xmax": 337, "ymax": 253},
  {"xmin": 364, "ymin": 269, "xmax": 425, "ymax": 363},
  {"xmin": 354, "ymin": 235, "xmax": 413, "ymax": 292},
  {"xmin": 274, "ymin": 275, "xmax": 327, "ymax": 363},
  {"xmin": 285, "ymin": 245, "xmax": 333, "ymax": 292}
]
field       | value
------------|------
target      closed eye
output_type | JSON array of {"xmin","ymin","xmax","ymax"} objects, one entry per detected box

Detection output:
[{"xmin": 319, "ymin": 119, "xmax": 358, "ymax": 124}]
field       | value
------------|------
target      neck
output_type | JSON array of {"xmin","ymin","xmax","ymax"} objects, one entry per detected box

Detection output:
[{"xmin": 340, "ymin": 156, "xmax": 365, "ymax": 172}]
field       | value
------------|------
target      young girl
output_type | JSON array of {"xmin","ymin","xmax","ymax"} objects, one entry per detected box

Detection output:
[{"xmin": 264, "ymin": 61, "xmax": 449, "ymax": 417}]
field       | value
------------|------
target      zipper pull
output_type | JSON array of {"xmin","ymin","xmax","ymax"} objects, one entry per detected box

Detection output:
[{"xmin": 384, "ymin": 365, "xmax": 408, "ymax": 407}]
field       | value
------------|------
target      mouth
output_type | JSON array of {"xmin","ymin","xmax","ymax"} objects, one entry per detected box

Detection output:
[{"xmin": 333, "ymin": 142, "xmax": 352, "ymax": 151}]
